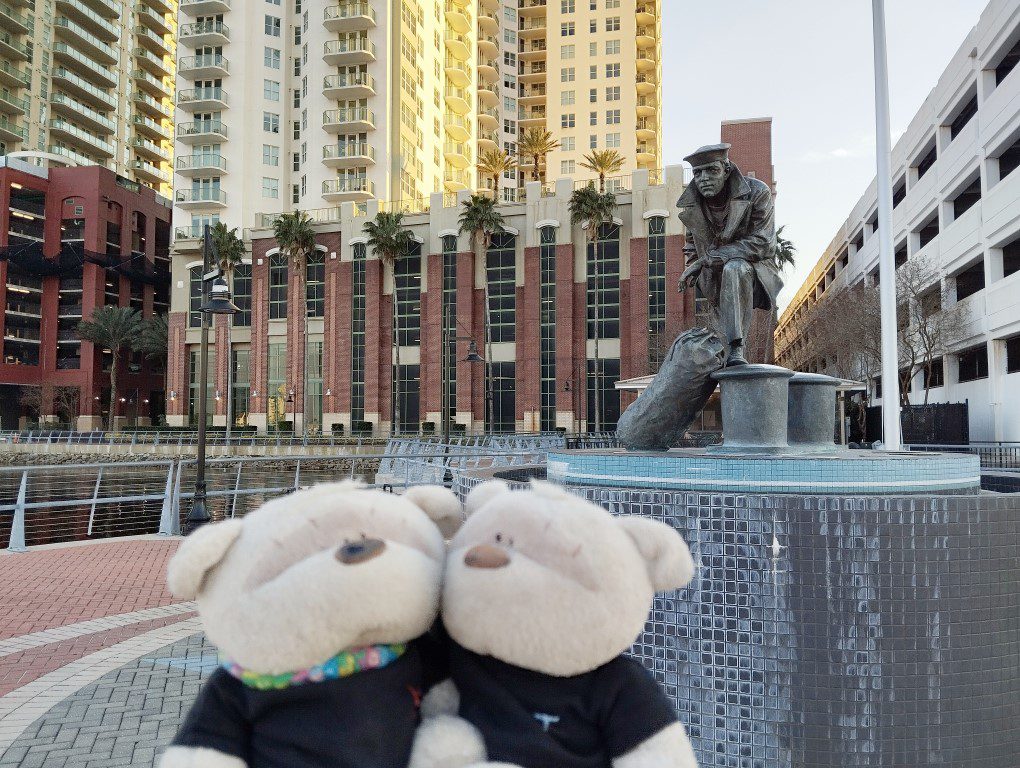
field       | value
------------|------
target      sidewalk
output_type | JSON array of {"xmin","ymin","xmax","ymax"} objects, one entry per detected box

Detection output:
[{"xmin": 0, "ymin": 537, "xmax": 202, "ymax": 767}]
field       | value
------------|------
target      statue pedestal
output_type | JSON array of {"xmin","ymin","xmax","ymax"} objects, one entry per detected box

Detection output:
[
  {"xmin": 707, "ymin": 364, "xmax": 794, "ymax": 454},
  {"xmin": 788, "ymin": 372, "xmax": 841, "ymax": 452}
]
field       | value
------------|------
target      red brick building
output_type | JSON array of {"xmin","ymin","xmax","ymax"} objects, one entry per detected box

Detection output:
[{"xmin": 0, "ymin": 159, "xmax": 172, "ymax": 430}]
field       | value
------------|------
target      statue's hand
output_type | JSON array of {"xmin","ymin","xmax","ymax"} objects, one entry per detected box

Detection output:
[{"xmin": 679, "ymin": 260, "xmax": 703, "ymax": 292}]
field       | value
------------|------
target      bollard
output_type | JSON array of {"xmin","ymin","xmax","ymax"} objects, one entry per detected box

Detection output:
[
  {"xmin": 709, "ymin": 364, "xmax": 796, "ymax": 454},
  {"xmin": 157, "ymin": 462, "xmax": 180, "ymax": 536},
  {"xmin": 7, "ymin": 471, "xmax": 28, "ymax": 552},
  {"xmin": 787, "ymin": 372, "xmax": 841, "ymax": 452}
]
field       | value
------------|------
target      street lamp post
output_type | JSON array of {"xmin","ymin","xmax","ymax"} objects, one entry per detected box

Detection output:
[
  {"xmin": 440, "ymin": 303, "xmax": 484, "ymax": 445},
  {"xmin": 185, "ymin": 225, "xmax": 239, "ymax": 535}
]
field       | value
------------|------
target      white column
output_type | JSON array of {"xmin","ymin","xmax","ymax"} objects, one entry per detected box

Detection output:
[{"xmin": 872, "ymin": 0, "xmax": 902, "ymax": 449}]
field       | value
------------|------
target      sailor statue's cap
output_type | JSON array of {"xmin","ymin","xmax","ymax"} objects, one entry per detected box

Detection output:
[{"xmin": 683, "ymin": 143, "xmax": 731, "ymax": 168}]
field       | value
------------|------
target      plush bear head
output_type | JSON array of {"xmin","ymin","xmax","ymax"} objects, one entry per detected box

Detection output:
[
  {"xmin": 167, "ymin": 482, "xmax": 462, "ymax": 674},
  {"xmin": 443, "ymin": 480, "xmax": 694, "ymax": 677}
]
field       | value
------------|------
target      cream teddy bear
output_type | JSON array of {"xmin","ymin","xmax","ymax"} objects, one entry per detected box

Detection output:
[
  {"xmin": 159, "ymin": 482, "xmax": 462, "ymax": 768},
  {"xmin": 411, "ymin": 480, "xmax": 698, "ymax": 768}
]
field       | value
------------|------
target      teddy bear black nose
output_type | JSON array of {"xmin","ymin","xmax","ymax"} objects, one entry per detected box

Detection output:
[
  {"xmin": 464, "ymin": 544, "xmax": 510, "ymax": 569},
  {"xmin": 335, "ymin": 538, "xmax": 386, "ymax": 564}
]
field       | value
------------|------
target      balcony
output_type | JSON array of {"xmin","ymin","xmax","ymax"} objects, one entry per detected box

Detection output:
[
  {"xmin": 519, "ymin": 107, "xmax": 546, "ymax": 127},
  {"xmin": 636, "ymin": 118, "xmax": 656, "ymax": 140},
  {"xmin": 519, "ymin": 17, "xmax": 545, "ymax": 38},
  {"xmin": 479, "ymin": 81, "xmax": 499, "ymax": 108},
  {"xmin": 520, "ymin": 61, "xmax": 546, "ymax": 83},
  {"xmin": 145, "ymin": 0, "xmax": 175, "ymax": 15},
  {"xmin": 518, "ymin": 84, "xmax": 545, "ymax": 106},
  {"xmin": 478, "ymin": 129, "xmax": 498, "ymax": 152},
  {"xmin": 636, "ymin": 142, "xmax": 656, "ymax": 162},
  {"xmin": 322, "ymin": 106, "xmax": 374, "ymax": 132},
  {"xmin": 0, "ymin": 2, "xmax": 32, "ymax": 35},
  {"xmin": 136, "ymin": 4, "xmax": 171, "ymax": 35},
  {"xmin": 444, "ymin": 140, "xmax": 471, "ymax": 169},
  {"xmin": 636, "ymin": 1, "xmax": 656, "ymax": 23},
  {"xmin": 322, "ymin": 142, "xmax": 375, "ymax": 168},
  {"xmin": 177, "ymin": 86, "xmax": 228, "ymax": 111},
  {"xmin": 176, "ymin": 153, "xmax": 226, "ymax": 177},
  {"xmin": 132, "ymin": 89, "xmax": 172, "ymax": 119},
  {"xmin": 444, "ymin": 54, "xmax": 471, "ymax": 88},
  {"xmin": 478, "ymin": 56, "xmax": 498, "ymax": 81},
  {"xmin": 179, "ymin": 19, "xmax": 229, "ymax": 47},
  {"xmin": 322, "ymin": 177, "xmax": 374, "ymax": 202},
  {"xmin": 80, "ymin": 0, "xmax": 120, "ymax": 17},
  {"xmin": 175, "ymin": 188, "xmax": 227, "ymax": 208},
  {"xmin": 322, "ymin": 72, "xmax": 375, "ymax": 99},
  {"xmin": 635, "ymin": 72, "xmax": 656, "ymax": 95},
  {"xmin": 134, "ymin": 46, "xmax": 171, "ymax": 77},
  {"xmin": 173, "ymin": 226, "xmax": 204, "ymax": 251},
  {"xmin": 48, "ymin": 143, "xmax": 101, "ymax": 167},
  {"xmin": 56, "ymin": 0, "xmax": 118, "ymax": 40},
  {"xmin": 445, "ymin": 31, "xmax": 471, "ymax": 61},
  {"xmin": 0, "ymin": 29, "xmax": 29, "ymax": 60},
  {"xmin": 135, "ymin": 24, "xmax": 171, "ymax": 56},
  {"xmin": 53, "ymin": 42, "xmax": 117, "ymax": 87},
  {"xmin": 477, "ymin": 105, "xmax": 498, "ymax": 130},
  {"xmin": 444, "ymin": 85, "xmax": 471, "ymax": 115},
  {"xmin": 132, "ymin": 158, "xmax": 169, "ymax": 184},
  {"xmin": 636, "ymin": 95, "xmax": 656, "ymax": 117},
  {"xmin": 132, "ymin": 67, "xmax": 168, "ymax": 96},
  {"xmin": 130, "ymin": 135, "xmax": 168, "ymax": 162},
  {"xmin": 54, "ymin": 17, "xmax": 117, "ymax": 64},
  {"xmin": 443, "ymin": 169, "xmax": 469, "ymax": 193},
  {"xmin": 445, "ymin": 112, "xmax": 470, "ymax": 141},
  {"xmin": 323, "ymin": 37, "xmax": 375, "ymax": 66},
  {"xmin": 323, "ymin": 2, "xmax": 376, "ymax": 33},
  {"xmin": 444, "ymin": 1, "xmax": 470, "ymax": 34},
  {"xmin": 0, "ymin": 86, "xmax": 27, "ymax": 114},
  {"xmin": 0, "ymin": 113, "xmax": 25, "ymax": 142},
  {"xmin": 52, "ymin": 66, "xmax": 114, "ymax": 109},
  {"xmin": 177, "ymin": 119, "xmax": 228, "ymax": 143},
  {"xmin": 48, "ymin": 117, "xmax": 113, "ymax": 156},
  {"xmin": 636, "ymin": 50, "xmax": 656, "ymax": 71},
  {"xmin": 178, "ymin": 53, "xmax": 229, "ymax": 79},
  {"xmin": 477, "ymin": 7, "xmax": 498, "ymax": 33},
  {"xmin": 132, "ymin": 113, "xmax": 171, "ymax": 141},
  {"xmin": 476, "ymin": 33, "xmax": 498, "ymax": 57},
  {"xmin": 179, "ymin": 0, "xmax": 230, "ymax": 16},
  {"xmin": 518, "ymin": 0, "xmax": 546, "ymax": 16},
  {"xmin": 50, "ymin": 92, "xmax": 115, "ymax": 133}
]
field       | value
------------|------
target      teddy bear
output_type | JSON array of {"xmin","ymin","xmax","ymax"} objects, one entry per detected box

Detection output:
[
  {"xmin": 409, "ymin": 479, "xmax": 699, "ymax": 768},
  {"xmin": 158, "ymin": 481, "xmax": 463, "ymax": 768}
]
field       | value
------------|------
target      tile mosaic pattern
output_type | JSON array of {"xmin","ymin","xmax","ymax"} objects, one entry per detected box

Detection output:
[
  {"xmin": 458, "ymin": 471, "xmax": 1020, "ymax": 768},
  {"xmin": 546, "ymin": 449, "xmax": 981, "ymax": 494}
]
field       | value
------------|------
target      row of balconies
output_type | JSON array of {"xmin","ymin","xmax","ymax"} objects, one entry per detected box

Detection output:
[{"xmin": 58, "ymin": 0, "xmax": 118, "ymax": 40}]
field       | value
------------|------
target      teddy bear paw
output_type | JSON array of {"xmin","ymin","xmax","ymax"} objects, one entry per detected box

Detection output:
[
  {"xmin": 158, "ymin": 746, "xmax": 248, "ymax": 768},
  {"xmin": 408, "ymin": 714, "xmax": 487, "ymax": 768}
]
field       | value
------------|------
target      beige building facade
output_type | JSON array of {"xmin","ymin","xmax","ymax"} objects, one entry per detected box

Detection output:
[{"xmin": 0, "ymin": 0, "xmax": 176, "ymax": 196}]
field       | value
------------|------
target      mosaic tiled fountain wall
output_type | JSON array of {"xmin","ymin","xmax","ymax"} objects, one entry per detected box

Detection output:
[{"xmin": 458, "ymin": 458, "xmax": 1020, "ymax": 768}]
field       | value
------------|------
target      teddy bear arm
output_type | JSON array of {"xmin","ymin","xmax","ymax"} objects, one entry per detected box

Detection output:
[
  {"xmin": 408, "ymin": 713, "xmax": 488, "ymax": 768},
  {"xmin": 158, "ymin": 746, "xmax": 248, "ymax": 768},
  {"xmin": 611, "ymin": 723, "xmax": 698, "ymax": 768}
]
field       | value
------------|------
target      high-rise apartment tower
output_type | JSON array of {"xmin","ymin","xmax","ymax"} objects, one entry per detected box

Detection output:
[{"xmin": 0, "ymin": 0, "xmax": 177, "ymax": 195}]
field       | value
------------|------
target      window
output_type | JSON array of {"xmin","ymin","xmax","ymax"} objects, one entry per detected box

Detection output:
[
  {"xmin": 914, "ymin": 142, "xmax": 937, "ymax": 180},
  {"xmin": 605, "ymin": 63, "xmax": 620, "ymax": 78},
  {"xmin": 262, "ymin": 177, "xmax": 279, "ymax": 198},
  {"xmin": 561, "ymin": 67, "xmax": 575, "ymax": 82},
  {"xmin": 561, "ymin": 113, "xmax": 575, "ymax": 128},
  {"xmin": 487, "ymin": 233, "xmax": 516, "ymax": 343},
  {"xmin": 648, "ymin": 216, "xmax": 667, "ymax": 365},
  {"xmin": 605, "ymin": 86, "xmax": 620, "ymax": 101},
  {"xmin": 956, "ymin": 344, "xmax": 988, "ymax": 382},
  {"xmin": 232, "ymin": 263, "xmax": 251, "ymax": 327},
  {"xmin": 948, "ymin": 93, "xmax": 977, "ymax": 140},
  {"xmin": 561, "ymin": 44, "xmax": 574, "ymax": 59},
  {"xmin": 292, "ymin": 185, "xmax": 299, "ymax": 204},
  {"xmin": 266, "ymin": 343, "xmax": 286, "ymax": 430},
  {"xmin": 589, "ymin": 134, "xmax": 598, "ymax": 149},
  {"xmin": 954, "ymin": 259, "xmax": 985, "ymax": 301},
  {"xmin": 951, "ymin": 176, "xmax": 981, "ymax": 220},
  {"xmin": 587, "ymin": 222, "xmax": 620, "ymax": 340},
  {"xmin": 589, "ymin": 19, "xmax": 596, "ymax": 33},
  {"xmin": 605, "ymin": 40, "xmax": 620, "ymax": 55},
  {"xmin": 262, "ymin": 145, "xmax": 279, "ymax": 166},
  {"xmin": 264, "ymin": 47, "xmax": 280, "ymax": 68},
  {"xmin": 264, "ymin": 15, "xmax": 280, "ymax": 35},
  {"xmin": 916, "ymin": 211, "xmax": 939, "ymax": 249},
  {"xmin": 263, "ymin": 112, "xmax": 280, "ymax": 133},
  {"xmin": 188, "ymin": 266, "xmax": 203, "ymax": 328},
  {"xmin": 605, "ymin": 16, "xmax": 620, "ymax": 31},
  {"xmin": 269, "ymin": 253, "xmax": 287, "ymax": 319},
  {"xmin": 395, "ymin": 241, "xmax": 421, "ymax": 346},
  {"xmin": 923, "ymin": 357, "xmax": 944, "ymax": 389},
  {"xmin": 263, "ymin": 79, "xmax": 280, "ymax": 101},
  {"xmin": 606, "ymin": 132, "xmax": 620, "ymax": 148},
  {"xmin": 440, "ymin": 235, "xmax": 458, "ymax": 426},
  {"xmin": 590, "ymin": 65, "xmax": 598, "ymax": 79},
  {"xmin": 590, "ymin": 111, "xmax": 597, "ymax": 126},
  {"xmin": 561, "ymin": 22, "xmax": 575, "ymax": 36},
  {"xmin": 561, "ymin": 90, "xmax": 575, "ymax": 106},
  {"xmin": 562, "ymin": 159, "xmax": 575, "ymax": 174},
  {"xmin": 1007, "ymin": 335, "xmax": 1020, "ymax": 374},
  {"xmin": 351, "ymin": 243, "xmax": 367, "ymax": 424},
  {"xmin": 589, "ymin": 42, "xmax": 597, "ymax": 57},
  {"xmin": 605, "ymin": 109, "xmax": 620, "ymax": 125},
  {"xmin": 562, "ymin": 136, "xmax": 575, "ymax": 151},
  {"xmin": 305, "ymin": 251, "xmax": 324, "ymax": 318},
  {"xmin": 539, "ymin": 226, "xmax": 557, "ymax": 432}
]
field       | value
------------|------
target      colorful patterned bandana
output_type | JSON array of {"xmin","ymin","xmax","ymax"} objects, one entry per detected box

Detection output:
[{"xmin": 222, "ymin": 644, "xmax": 406, "ymax": 690}]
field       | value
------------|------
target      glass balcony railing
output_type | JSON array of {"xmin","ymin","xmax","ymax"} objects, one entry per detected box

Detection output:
[
  {"xmin": 175, "ymin": 188, "xmax": 227, "ymax": 205},
  {"xmin": 48, "ymin": 118, "xmax": 112, "ymax": 152}
]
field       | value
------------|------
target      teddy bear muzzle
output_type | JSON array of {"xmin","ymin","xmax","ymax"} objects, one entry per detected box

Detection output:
[
  {"xmin": 463, "ymin": 544, "xmax": 510, "ymax": 569},
  {"xmin": 335, "ymin": 538, "xmax": 386, "ymax": 564}
]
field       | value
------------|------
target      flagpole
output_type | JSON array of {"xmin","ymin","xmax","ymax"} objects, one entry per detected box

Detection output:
[{"xmin": 872, "ymin": 0, "xmax": 902, "ymax": 450}]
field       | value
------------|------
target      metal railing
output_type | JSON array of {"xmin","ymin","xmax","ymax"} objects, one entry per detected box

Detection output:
[{"xmin": 905, "ymin": 442, "xmax": 1020, "ymax": 469}]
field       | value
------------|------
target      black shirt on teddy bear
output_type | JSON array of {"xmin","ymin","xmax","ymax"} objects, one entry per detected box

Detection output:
[
  {"xmin": 449, "ymin": 641, "xmax": 679, "ymax": 768},
  {"xmin": 171, "ymin": 638, "xmax": 445, "ymax": 768}
]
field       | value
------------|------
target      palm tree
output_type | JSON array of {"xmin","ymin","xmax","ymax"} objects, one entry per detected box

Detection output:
[
  {"xmin": 273, "ymin": 211, "xmax": 317, "ymax": 434},
  {"xmin": 458, "ymin": 194, "xmax": 505, "ymax": 434},
  {"xmin": 569, "ymin": 185, "xmax": 618, "ymax": 433},
  {"xmin": 477, "ymin": 148, "xmax": 517, "ymax": 201},
  {"xmin": 580, "ymin": 149, "xmax": 625, "ymax": 193},
  {"xmin": 363, "ymin": 211, "xmax": 414, "ymax": 434},
  {"xmin": 133, "ymin": 313, "xmax": 168, "ymax": 363},
  {"xmin": 210, "ymin": 223, "xmax": 245, "ymax": 438},
  {"xmin": 519, "ymin": 128, "xmax": 559, "ymax": 182},
  {"xmin": 78, "ymin": 306, "xmax": 143, "ymax": 431},
  {"xmin": 775, "ymin": 225, "xmax": 797, "ymax": 270}
]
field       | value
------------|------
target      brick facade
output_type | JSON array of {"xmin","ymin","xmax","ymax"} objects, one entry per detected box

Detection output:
[{"xmin": 721, "ymin": 118, "xmax": 776, "ymax": 193}]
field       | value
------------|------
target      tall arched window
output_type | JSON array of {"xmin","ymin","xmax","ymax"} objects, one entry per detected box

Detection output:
[
  {"xmin": 351, "ymin": 243, "xmax": 367, "ymax": 427},
  {"xmin": 269, "ymin": 253, "xmax": 288, "ymax": 319},
  {"xmin": 586, "ymin": 222, "xmax": 621, "ymax": 431},
  {"xmin": 305, "ymin": 250, "xmax": 325, "ymax": 318},
  {"xmin": 188, "ymin": 266, "xmax": 203, "ymax": 328},
  {"xmin": 441, "ymin": 234, "xmax": 458, "ymax": 430},
  {"xmin": 539, "ymin": 226, "xmax": 557, "ymax": 432},
  {"xmin": 647, "ymin": 216, "xmax": 667, "ymax": 367},
  {"xmin": 486, "ymin": 232, "xmax": 516, "ymax": 343},
  {"xmin": 393, "ymin": 240, "xmax": 422, "ymax": 433},
  {"xmin": 232, "ymin": 263, "xmax": 251, "ymax": 327}
]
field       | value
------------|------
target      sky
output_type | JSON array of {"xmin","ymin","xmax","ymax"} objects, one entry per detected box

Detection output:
[{"xmin": 660, "ymin": 0, "xmax": 989, "ymax": 309}]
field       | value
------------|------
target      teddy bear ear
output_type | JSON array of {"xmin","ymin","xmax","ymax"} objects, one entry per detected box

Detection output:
[
  {"xmin": 464, "ymin": 479, "xmax": 512, "ymax": 517},
  {"xmin": 403, "ymin": 485, "xmax": 464, "ymax": 538},
  {"xmin": 166, "ymin": 518, "xmax": 243, "ymax": 599},
  {"xmin": 616, "ymin": 517, "xmax": 695, "ymax": 591}
]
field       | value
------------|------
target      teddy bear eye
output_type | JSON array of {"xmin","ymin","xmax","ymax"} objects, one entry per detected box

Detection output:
[
  {"xmin": 495, "ymin": 533, "xmax": 503, "ymax": 543},
  {"xmin": 360, "ymin": 532, "xmax": 367, "ymax": 540}
]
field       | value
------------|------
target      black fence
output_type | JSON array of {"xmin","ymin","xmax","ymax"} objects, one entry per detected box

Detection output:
[{"xmin": 864, "ymin": 402, "xmax": 969, "ymax": 445}]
